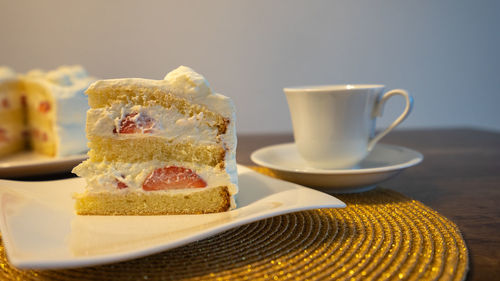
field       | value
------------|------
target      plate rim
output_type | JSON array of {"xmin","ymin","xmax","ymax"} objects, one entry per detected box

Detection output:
[
  {"xmin": 0, "ymin": 152, "xmax": 88, "ymax": 178},
  {"xmin": 250, "ymin": 142, "xmax": 423, "ymax": 175},
  {"xmin": 0, "ymin": 153, "xmax": 88, "ymax": 169}
]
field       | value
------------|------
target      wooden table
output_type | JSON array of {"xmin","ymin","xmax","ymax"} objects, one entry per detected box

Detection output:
[{"xmin": 237, "ymin": 128, "xmax": 500, "ymax": 281}]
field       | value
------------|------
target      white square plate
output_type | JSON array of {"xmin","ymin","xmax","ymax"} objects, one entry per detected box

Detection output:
[{"xmin": 0, "ymin": 165, "xmax": 345, "ymax": 269}]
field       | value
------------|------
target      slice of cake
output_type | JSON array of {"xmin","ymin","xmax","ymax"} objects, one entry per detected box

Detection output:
[
  {"xmin": 0, "ymin": 65, "xmax": 96, "ymax": 159},
  {"xmin": 22, "ymin": 66, "xmax": 96, "ymax": 157},
  {"xmin": 0, "ymin": 67, "xmax": 26, "ymax": 158},
  {"xmin": 72, "ymin": 66, "xmax": 238, "ymax": 215}
]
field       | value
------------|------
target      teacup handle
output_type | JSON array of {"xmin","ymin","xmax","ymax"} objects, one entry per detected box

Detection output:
[{"xmin": 368, "ymin": 89, "xmax": 413, "ymax": 151}]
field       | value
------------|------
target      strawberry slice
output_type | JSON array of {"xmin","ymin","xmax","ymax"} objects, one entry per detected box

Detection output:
[
  {"xmin": 142, "ymin": 166, "xmax": 207, "ymax": 191},
  {"xmin": 114, "ymin": 174, "xmax": 128, "ymax": 189},
  {"xmin": 20, "ymin": 95, "xmax": 26, "ymax": 107},
  {"xmin": 32, "ymin": 128, "xmax": 40, "ymax": 138},
  {"xmin": 116, "ymin": 180, "xmax": 128, "ymax": 189},
  {"xmin": 0, "ymin": 128, "xmax": 8, "ymax": 142},
  {"xmin": 114, "ymin": 112, "xmax": 155, "ymax": 134},
  {"xmin": 38, "ymin": 101, "xmax": 51, "ymax": 113},
  {"xmin": 1, "ymin": 98, "xmax": 9, "ymax": 109}
]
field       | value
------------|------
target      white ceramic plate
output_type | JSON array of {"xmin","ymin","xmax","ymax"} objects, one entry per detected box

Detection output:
[
  {"xmin": 0, "ymin": 152, "xmax": 87, "ymax": 178},
  {"xmin": 0, "ymin": 165, "xmax": 344, "ymax": 269},
  {"xmin": 251, "ymin": 143, "xmax": 423, "ymax": 193}
]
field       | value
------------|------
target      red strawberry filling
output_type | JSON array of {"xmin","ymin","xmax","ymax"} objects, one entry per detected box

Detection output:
[
  {"xmin": 30, "ymin": 128, "xmax": 49, "ymax": 142},
  {"xmin": 1, "ymin": 98, "xmax": 9, "ymax": 109},
  {"xmin": 142, "ymin": 166, "xmax": 207, "ymax": 191},
  {"xmin": 114, "ymin": 174, "xmax": 128, "ymax": 189},
  {"xmin": 20, "ymin": 95, "xmax": 27, "ymax": 107},
  {"xmin": 22, "ymin": 130, "xmax": 30, "ymax": 139},
  {"xmin": 116, "ymin": 180, "xmax": 128, "ymax": 189},
  {"xmin": 113, "ymin": 112, "xmax": 156, "ymax": 134},
  {"xmin": 0, "ymin": 128, "xmax": 8, "ymax": 142},
  {"xmin": 38, "ymin": 101, "xmax": 51, "ymax": 113}
]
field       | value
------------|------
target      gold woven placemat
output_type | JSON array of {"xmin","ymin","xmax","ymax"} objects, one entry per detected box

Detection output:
[{"xmin": 0, "ymin": 167, "xmax": 468, "ymax": 281}]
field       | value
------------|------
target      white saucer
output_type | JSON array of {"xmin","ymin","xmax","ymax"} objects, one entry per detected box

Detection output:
[{"xmin": 251, "ymin": 142, "xmax": 423, "ymax": 193}]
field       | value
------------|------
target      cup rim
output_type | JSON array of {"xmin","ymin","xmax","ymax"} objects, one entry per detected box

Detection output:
[{"xmin": 283, "ymin": 84, "xmax": 386, "ymax": 92}]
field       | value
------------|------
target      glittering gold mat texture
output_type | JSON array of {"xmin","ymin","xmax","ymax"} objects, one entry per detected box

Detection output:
[{"xmin": 0, "ymin": 167, "xmax": 468, "ymax": 281}]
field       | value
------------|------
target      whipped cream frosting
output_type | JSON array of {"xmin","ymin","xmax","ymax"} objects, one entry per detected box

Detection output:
[
  {"xmin": 164, "ymin": 66, "xmax": 212, "ymax": 100},
  {"xmin": 0, "ymin": 66, "xmax": 16, "ymax": 82},
  {"xmin": 86, "ymin": 104, "xmax": 219, "ymax": 144},
  {"xmin": 25, "ymin": 65, "xmax": 96, "ymax": 156}
]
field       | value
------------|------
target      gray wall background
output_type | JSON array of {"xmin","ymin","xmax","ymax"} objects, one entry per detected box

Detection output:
[{"xmin": 1, "ymin": 0, "xmax": 499, "ymax": 133}]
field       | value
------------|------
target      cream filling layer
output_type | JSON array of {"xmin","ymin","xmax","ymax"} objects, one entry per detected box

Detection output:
[
  {"xmin": 73, "ymin": 159, "xmax": 238, "ymax": 196},
  {"xmin": 86, "ymin": 104, "xmax": 220, "ymax": 145}
]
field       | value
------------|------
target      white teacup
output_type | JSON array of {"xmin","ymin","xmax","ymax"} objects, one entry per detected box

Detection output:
[{"xmin": 284, "ymin": 85, "xmax": 413, "ymax": 169}]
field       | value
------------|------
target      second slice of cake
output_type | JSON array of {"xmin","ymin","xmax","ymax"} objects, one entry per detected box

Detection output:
[{"xmin": 73, "ymin": 66, "xmax": 238, "ymax": 215}]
